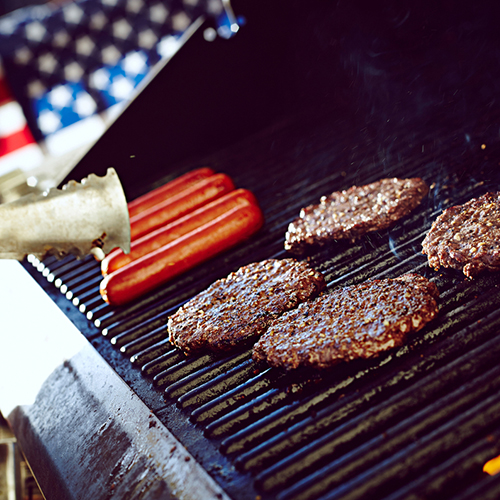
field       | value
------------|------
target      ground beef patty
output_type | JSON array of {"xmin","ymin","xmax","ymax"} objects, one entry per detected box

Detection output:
[
  {"xmin": 285, "ymin": 177, "xmax": 429, "ymax": 255},
  {"xmin": 168, "ymin": 259, "xmax": 326, "ymax": 354},
  {"xmin": 422, "ymin": 191, "xmax": 500, "ymax": 278},
  {"xmin": 253, "ymin": 274, "xmax": 439, "ymax": 370}
]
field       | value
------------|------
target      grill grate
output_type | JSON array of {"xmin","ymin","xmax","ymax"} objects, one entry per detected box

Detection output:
[
  {"xmin": 24, "ymin": 110, "xmax": 500, "ymax": 499},
  {"xmin": 20, "ymin": 2, "xmax": 500, "ymax": 493}
]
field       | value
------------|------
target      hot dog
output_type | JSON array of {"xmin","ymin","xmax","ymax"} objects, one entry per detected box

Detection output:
[
  {"xmin": 129, "ymin": 173, "xmax": 235, "ymax": 240},
  {"xmin": 102, "ymin": 189, "xmax": 260, "ymax": 276},
  {"xmin": 127, "ymin": 167, "xmax": 215, "ymax": 218},
  {"xmin": 100, "ymin": 200, "xmax": 265, "ymax": 306}
]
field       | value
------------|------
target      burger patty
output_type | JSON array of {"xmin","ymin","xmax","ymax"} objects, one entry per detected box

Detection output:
[
  {"xmin": 253, "ymin": 274, "xmax": 439, "ymax": 370},
  {"xmin": 285, "ymin": 177, "xmax": 429, "ymax": 255},
  {"xmin": 167, "ymin": 259, "xmax": 326, "ymax": 354},
  {"xmin": 422, "ymin": 191, "xmax": 500, "ymax": 278}
]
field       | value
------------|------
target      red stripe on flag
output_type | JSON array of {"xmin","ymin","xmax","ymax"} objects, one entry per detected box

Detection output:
[
  {"xmin": 0, "ymin": 78, "xmax": 13, "ymax": 107},
  {"xmin": 0, "ymin": 125, "xmax": 36, "ymax": 157}
]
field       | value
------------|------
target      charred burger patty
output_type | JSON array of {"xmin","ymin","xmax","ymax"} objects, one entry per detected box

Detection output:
[
  {"xmin": 422, "ymin": 191, "xmax": 500, "ymax": 278},
  {"xmin": 285, "ymin": 177, "xmax": 429, "ymax": 255},
  {"xmin": 168, "ymin": 258, "xmax": 326, "ymax": 354},
  {"xmin": 253, "ymin": 274, "xmax": 439, "ymax": 370}
]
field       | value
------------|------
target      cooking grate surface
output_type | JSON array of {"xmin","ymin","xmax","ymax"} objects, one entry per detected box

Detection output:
[
  {"xmin": 21, "ymin": 1, "xmax": 500, "ymax": 496},
  {"xmin": 24, "ymin": 104, "xmax": 500, "ymax": 500}
]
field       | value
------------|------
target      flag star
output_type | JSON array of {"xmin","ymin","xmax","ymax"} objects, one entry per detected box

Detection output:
[
  {"xmin": 14, "ymin": 46, "xmax": 32, "ymax": 65},
  {"xmin": 157, "ymin": 35, "xmax": 182, "ymax": 59},
  {"xmin": 89, "ymin": 68, "xmax": 111, "ymax": 90},
  {"xmin": 48, "ymin": 85, "xmax": 73, "ymax": 108},
  {"xmin": 25, "ymin": 21, "xmax": 47, "ymax": 42},
  {"xmin": 122, "ymin": 51, "xmax": 148, "ymax": 76},
  {"xmin": 64, "ymin": 61, "xmax": 85, "ymax": 82},
  {"xmin": 138, "ymin": 28, "xmax": 158, "ymax": 49},
  {"xmin": 113, "ymin": 19, "xmax": 133, "ymax": 40},
  {"xmin": 75, "ymin": 35, "xmax": 96, "ymax": 57},
  {"xmin": 171, "ymin": 11, "xmax": 191, "ymax": 31},
  {"xmin": 126, "ymin": 0, "xmax": 144, "ymax": 14},
  {"xmin": 52, "ymin": 30, "xmax": 71, "ymax": 48},
  {"xmin": 0, "ymin": 16, "xmax": 18, "ymax": 35},
  {"xmin": 149, "ymin": 3, "xmax": 169, "ymax": 24},
  {"xmin": 90, "ymin": 11, "xmax": 107, "ymax": 30},
  {"xmin": 207, "ymin": 0, "xmax": 223, "ymax": 15},
  {"xmin": 74, "ymin": 92, "xmax": 97, "ymax": 117},
  {"xmin": 101, "ymin": 45, "xmax": 122, "ymax": 65},
  {"xmin": 38, "ymin": 52, "xmax": 59, "ymax": 74},
  {"xmin": 63, "ymin": 3, "xmax": 84, "ymax": 24},
  {"xmin": 27, "ymin": 79, "xmax": 46, "ymax": 98},
  {"xmin": 110, "ymin": 75, "xmax": 134, "ymax": 100},
  {"xmin": 38, "ymin": 109, "xmax": 62, "ymax": 134}
]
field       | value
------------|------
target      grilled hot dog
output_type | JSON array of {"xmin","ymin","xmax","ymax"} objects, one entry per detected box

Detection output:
[
  {"xmin": 100, "ymin": 199, "xmax": 264, "ymax": 306},
  {"xmin": 129, "ymin": 173, "xmax": 235, "ymax": 240},
  {"xmin": 127, "ymin": 167, "xmax": 215, "ymax": 218},
  {"xmin": 102, "ymin": 189, "xmax": 259, "ymax": 276}
]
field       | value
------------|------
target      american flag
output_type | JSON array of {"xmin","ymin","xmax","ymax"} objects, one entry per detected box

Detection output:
[
  {"xmin": 0, "ymin": 56, "xmax": 43, "ymax": 176},
  {"xmin": 0, "ymin": 0, "xmax": 222, "ymax": 175}
]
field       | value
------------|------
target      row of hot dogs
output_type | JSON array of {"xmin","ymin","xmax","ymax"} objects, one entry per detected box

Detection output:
[{"xmin": 99, "ymin": 168, "xmax": 265, "ymax": 306}]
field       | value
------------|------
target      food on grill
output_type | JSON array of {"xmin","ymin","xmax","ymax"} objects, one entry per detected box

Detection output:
[
  {"xmin": 127, "ymin": 167, "xmax": 215, "ymax": 218},
  {"xmin": 167, "ymin": 259, "xmax": 326, "ymax": 354},
  {"xmin": 422, "ymin": 191, "xmax": 500, "ymax": 278},
  {"xmin": 100, "ymin": 194, "xmax": 265, "ymax": 306},
  {"xmin": 102, "ymin": 189, "xmax": 260, "ymax": 276},
  {"xmin": 253, "ymin": 273, "xmax": 439, "ymax": 370},
  {"xmin": 130, "ymin": 173, "xmax": 235, "ymax": 240},
  {"xmin": 285, "ymin": 177, "xmax": 429, "ymax": 254}
]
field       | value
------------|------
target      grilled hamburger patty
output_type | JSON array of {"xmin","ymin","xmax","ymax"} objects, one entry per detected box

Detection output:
[
  {"xmin": 422, "ymin": 191, "xmax": 500, "ymax": 278},
  {"xmin": 285, "ymin": 177, "xmax": 429, "ymax": 255},
  {"xmin": 167, "ymin": 259, "xmax": 326, "ymax": 354},
  {"xmin": 253, "ymin": 274, "xmax": 439, "ymax": 370}
]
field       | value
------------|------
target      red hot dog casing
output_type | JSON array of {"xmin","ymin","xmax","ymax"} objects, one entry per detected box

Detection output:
[
  {"xmin": 129, "ymin": 173, "xmax": 235, "ymax": 240},
  {"xmin": 102, "ymin": 189, "xmax": 260, "ymax": 276},
  {"xmin": 127, "ymin": 167, "xmax": 215, "ymax": 218},
  {"xmin": 100, "ymin": 200, "xmax": 265, "ymax": 306}
]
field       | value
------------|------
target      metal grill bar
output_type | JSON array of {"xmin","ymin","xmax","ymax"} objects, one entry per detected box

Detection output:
[
  {"xmin": 22, "ymin": 63, "xmax": 500, "ymax": 499},
  {"xmin": 313, "ymin": 395, "xmax": 500, "ymax": 500}
]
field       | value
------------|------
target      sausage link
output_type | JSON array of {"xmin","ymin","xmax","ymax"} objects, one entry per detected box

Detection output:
[
  {"xmin": 127, "ymin": 167, "xmax": 215, "ymax": 218},
  {"xmin": 129, "ymin": 173, "xmax": 235, "ymax": 240},
  {"xmin": 100, "ymin": 202, "xmax": 265, "ymax": 306},
  {"xmin": 103, "ymin": 189, "xmax": 259, "ymax": 276}
]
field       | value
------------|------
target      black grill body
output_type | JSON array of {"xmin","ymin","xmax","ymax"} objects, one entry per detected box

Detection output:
[{"xmin": 11, "ymin": 0, "xmax": 500, "ymax": 499}]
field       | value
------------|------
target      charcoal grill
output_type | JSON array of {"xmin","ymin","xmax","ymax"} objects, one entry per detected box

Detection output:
[{"xmin": 3, "ymin": 0, "xmax": 500, "ymax": 499}]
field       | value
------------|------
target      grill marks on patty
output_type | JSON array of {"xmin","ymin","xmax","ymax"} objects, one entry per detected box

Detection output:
[
  {"xmin": 285, "ymin": 177, "xmax": 429, "ymax": 255},
  {"xmin": 167, "ymin": 259, "xmax": 326, "ymax": 354},
  {"xmin": 422, "ymin": 191, "xmax": 500, "ymax": 278},
  {"xmin": 253, "ymin": 274, "xmax": 439, "ymax": 370}
]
